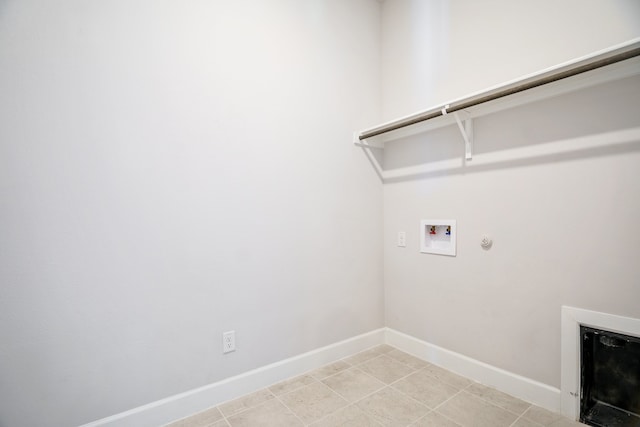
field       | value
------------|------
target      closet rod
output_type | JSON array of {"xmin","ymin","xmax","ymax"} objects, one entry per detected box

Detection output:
[{"xmin": 359, "ymin": 41, "xmax": 640, "ymax": 141}]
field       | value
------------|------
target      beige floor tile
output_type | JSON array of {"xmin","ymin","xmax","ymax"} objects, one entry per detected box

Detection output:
[
  {"xmin": 371, "ymin": 344, "xmax": 395, "ymax": 354},
  {"xmin": 166, "ymin": 406, "xmax": 223, "ymax": 426},
  {"xmin": 521, "ymin": 406, "xmax": 564, "ymax": 425},
  {"xmin": 549, "ymin": 419, "xmax": 589, "ymax": 427},
  {"xmin": 386, "ymin": 349, "xmax": 430, "ymax": 370},
  {"xmin": 322, "ymin": 368, "xmax": 386, "ymax": 402},
  {"xmin": 392, "ymin": 370, "xmax": 460, "ymax": 408},
  {"xmin": 495, "ymin": 414, "xmax": 584, "ymax": 427},
  {"xmin": 436, "ymin": 391, "xmax": 519, "ymax": 427},
  {"xmin": 465, "ymin": 383, "xmax": 530, "ymax": 415},
  {"xmin": 311, "ymin": 404, "xmax": 382, "ymax": 426},
  {"xmin": 166, "ymin": 348, "xmax": 587, "ymax": 427},
  {"xmin": 219, "ymin": 388, "xmax": 275, "ymax": 417},
  {"xmin": 358, "ymin": 355, "xmax": 416, "ymax": 384},
  {"xmin": 343, "ymin": 349, "xmax": 383, "ymax": 366},
  {"xmin": 167, "ymin": 417, "xmax": 228, "ymax": 427},
  {"xmin": 310, "ymin": 361, "xmax": 352, "ymax": 380},
  {"xmin": 511, "ymin": 417, "xmax": 543, "ymax": 427},
  {"xmin": 413, "ymin": 411, "xmax": 462, "ymax": 427},
  {"xmin": 279, "ymin": 382, "xmax": 348, "ymax": 424},
  {"xmin": 521, "ymin": 407, "xmax": 587, "ymax": 426},
  {"xmin": 356, "ymin": 387, "xmax": 429, "ymax": 426},
  {"xmin": 269, "ymin": 374, "xmax": 316, "ymax": 396},
  {"xmin": 227, "ymin": 399, "xmax": 302, "ymax": 427},
  {"xmin": 421, "ymin": 364, "xmax": 472, "ymax": 389}
]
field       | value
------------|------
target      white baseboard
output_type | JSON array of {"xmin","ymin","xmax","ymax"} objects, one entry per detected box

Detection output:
[
  {"xmin": 82, "ymin": 327, "xmax": 563, "ymax": 426},
  {"xmin": 81, "ymin": 328, "xmax": 385, "ymax": 427},
  {"xmin": 384, "ymin": 328, "xmax": 561, "ymax": 412}
]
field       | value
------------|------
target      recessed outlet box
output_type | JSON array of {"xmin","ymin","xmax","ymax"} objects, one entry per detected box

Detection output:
[{"xmin": 420, "ymin": 219, "xmax": 456, "ymax": 256}]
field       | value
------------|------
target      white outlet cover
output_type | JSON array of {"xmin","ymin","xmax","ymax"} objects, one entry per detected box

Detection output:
[
  {"xmin": 223, "ymin": 331, "xmax": 236, "ymax": 354},
  {"xmin": 397, "ymin": 231, "xmax": 406, "ymax": 247}
]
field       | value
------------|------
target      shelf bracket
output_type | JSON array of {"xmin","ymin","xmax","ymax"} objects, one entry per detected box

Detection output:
[
  {"xmin": 442, "ymin": 106, "xmax": 473, "ymax": 160},
  {"xmin": 453, "ymin": 111, "xmax": 473, "ymax": 161}
]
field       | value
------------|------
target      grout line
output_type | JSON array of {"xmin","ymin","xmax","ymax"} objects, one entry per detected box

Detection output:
[
  {"xmin": 458, "ymin": 389, "xmax": 535, "ymax": 425},
  {"xmin": 428, "ymin": 410, "xmax": 464, "ymax": 427},
  {"xmin": 302, "ymin": 381, "xmax": 357, "ymax": 425},
  {"xmin": 431, "ymin": 388, "xmax": 466, "ymax": 412},
  {"xmin": 306, "ymin": 402, "xmax": 352, "ymax": 426},
  {"xmin": 253, "ymin": 347, "xmax": 392, "ymax": 426},
  {"xmin": 273, "ymin": 391, "xmax": 309, "ymax": 426},
  {"xmin": 508, "ymin": 412, "xmax": 545, "ymax": 427},
  {"xmin": 314, "ymin": 370, "xmax": 388, "ymax": 422},
  {"xmin": 316, "ymin": 381, "xmax": 358, "ymax": 405},
  {"xmin": 268, "ymin": 375, "xmax": 317, "ymax": 398},
  {"xmin": 355, "ymin": 365, "xmax": 395, "ymax": 385},
  {"xmin": 311, "ymin": 364, "xmax": 353, "ymax": 382},
  {"xmin": 218, "ymin": 389, "xmax": 278, "ymax": 421},
  {"xmin": 388, "ymin": 373, "xmax": 468, "ymax": 414},
  {"xmin": 423, "ymin": 385, "xmax": 473, "ymax": 425},
  {"xmin": 351, "ymin": 383, "xmax": 389, "ymax": 404},
  {"xmin": 178, "ymin": 348, "xmax": 400, "ymax": 426},
  {"xmin": 463, "ymin": 382, "xmax": 534, "ymax": 418},
  {"xmin": 217, "ymin": 347, "xmax": 546, "ymax": 427},
  {"xmin": 387, "ymin": 364, "xmax": 429, "ymax": 387},
  {"xmin": 508, "ymin": 413, "xmax": 525, "ymax": 427},
  {"xmin": 305, "ymin": 401, "xmax": 384, "ymax": 427},
  {"xmin": 222, "ymin": 397, "xmax": 274, "ymax": 425},
  {"xmin": 274, "ymin": 382, "xmax": 320, "ymax": 426},
  {"xmin": 419, "ymin": 364, "xmax": 475, "ymax": 390},
  {"xmin": 326, "ymin": 365, "xmax": 361, "ymax": 380},
  {"xmin": 378, "ymin": 353, "xmax": 424, "ymax": 371},
  {"xmin": 276, "ymin": 376, "xmax": 387, "ymax": 426},
  {"xmin": 349, "ymin": 385, "xmax": 420, "ymax": 424},
  {"xmin": 384, "ymin": 352, "xmax": 433, "ymax": 371},
  {"xmin": 462, "ymin": 384, "xmax": 535, "ymax": 419},
  {"xmin": 298, "ymin": 346, "xmax": 442, "ymax": 422},
  {"xmin": 504, "ymin": 403, "xmax": 534, "ymax": 419},
  {"xmin": 407, "ymin": 410, "xmax": 440, "ymax": 427},
  {"xmin": 268, "ymin": 346, "xmax": 388, "ymax": 397},
  {"xmin": 507, "ymin": 408, "xmax": 545, "ymax": 427},
  {"xmin": 341, "ymin": 348, "xmax": 388, "ymax": 366},
  {"xmin": 386, "ymin": 383, "xmax": 435, "ymax": 411}
]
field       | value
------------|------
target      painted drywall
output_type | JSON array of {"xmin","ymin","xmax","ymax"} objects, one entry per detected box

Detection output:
[
  {"xmin": 381, "ymin": 0, "xmax": 640, "ymax": 120},
  {"xmin": 382, "ymin": 0, "xmax": 640, "ymax": 389},
  {"xmin": 0, "ymin": 1, "xmax": 383, "ymax": 426}
]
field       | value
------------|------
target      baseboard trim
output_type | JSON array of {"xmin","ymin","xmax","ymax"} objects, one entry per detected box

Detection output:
[
  {"xmin": 384, "ymin": 328, "xmax": 561, "ymax": 412},
  {"xmin": 81, "ymin": 328, "xmax": 385, "ymax": 427},
  {"xmin": 82, "ymin": 327, "xmax": 562, "ymax": 426}
]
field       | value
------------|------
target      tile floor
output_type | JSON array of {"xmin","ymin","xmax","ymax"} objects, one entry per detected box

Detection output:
[{"xmin": 166, "ymin": 345, "xmax": 587, "ymax": 427}]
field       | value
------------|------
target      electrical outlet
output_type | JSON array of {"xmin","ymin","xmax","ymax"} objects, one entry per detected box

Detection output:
[
  {"xmin": 397, "ymin": 231, "xmax": 406, "ymax": 247},
  {"xmin": 223, "ymin": 331, "xmax": 235, "ymax": 354}
]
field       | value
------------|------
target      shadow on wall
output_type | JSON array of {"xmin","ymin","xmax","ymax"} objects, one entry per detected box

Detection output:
[
  {"xmin": 380, "ymin": 75, "xmax": 640, "ymax": 183},
  {"xmin": 384, "ymin": 135, "xmax": 640, "ymax": 183}
]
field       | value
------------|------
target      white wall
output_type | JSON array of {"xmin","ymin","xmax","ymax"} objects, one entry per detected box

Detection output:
[
  {"xmin": 0, "ymin": 1, "xmax": 383, "ymax": 426},
  {"xmin": 381, "ymin": 0, "xmax": 640, "ymax": 119},
  {"xmin": 3, "ymin": 1, "xmax": 639, "ymax": 424},
  {"xmin": 382, "ymin": 0, "xmax": 640, "ymax": 389}
]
